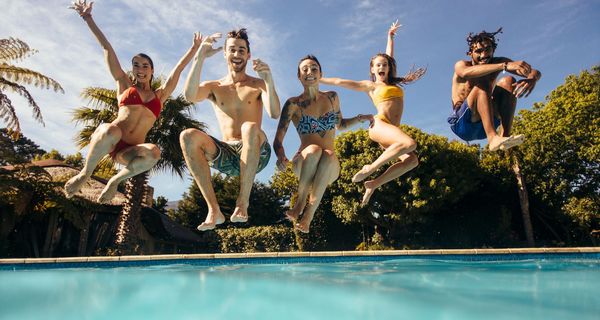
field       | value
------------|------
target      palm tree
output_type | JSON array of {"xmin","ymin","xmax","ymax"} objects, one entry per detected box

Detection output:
[
  {"xmin": 72, "ymin": 79, "xmax": 206, "ymax": 254},
  {"xmin": 0, "ymin": 38, "xmax": 63, "ymax": 138}
]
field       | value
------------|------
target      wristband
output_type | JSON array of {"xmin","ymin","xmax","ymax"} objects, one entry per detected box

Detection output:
[{"xmin": 502, "ymin": 62, "xmax": 508, "ymax": 74}]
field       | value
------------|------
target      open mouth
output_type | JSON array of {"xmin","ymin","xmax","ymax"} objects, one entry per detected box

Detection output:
[
  {"xmin": 305, "ymin": 76, "xmax": 316, "ymax": 81},
  {"xmin": 378, "ymin": 72, "xmax": 386, "ymax": 77},
  {"xmin": 231, "ymin": 58, "xmax": 244, "ymax": 66}
]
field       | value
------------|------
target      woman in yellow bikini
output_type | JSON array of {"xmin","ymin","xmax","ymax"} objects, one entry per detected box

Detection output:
[{"xmin": 320, "ymin": 20, "xmax": 426, "ymax": 206}]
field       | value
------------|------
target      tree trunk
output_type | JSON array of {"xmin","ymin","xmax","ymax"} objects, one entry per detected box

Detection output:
[
  {"xmin": 114, "ymin": 172, "xmax": 149, "ymax": 254},
  {"xmin": 42, "ymin": 211, "xmax": 59, "ymax": 257},
  {"xmin": 511, "ymin": 154, "xmax": 535, "ymax": 246},
  {"xmin": 77, "ymin": 213, "xmax": 93, "ymax": 256}
]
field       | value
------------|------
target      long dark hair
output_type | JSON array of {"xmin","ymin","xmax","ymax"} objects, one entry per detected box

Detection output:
[
  {"xmin": 369, "ymin": 53, "xmax": 426, "ymax": 86},
  {"xmin": 131, "ymin": 53, "xmax": 154, "ymax": 84}
]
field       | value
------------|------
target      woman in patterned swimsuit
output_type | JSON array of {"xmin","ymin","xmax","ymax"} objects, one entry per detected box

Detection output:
[
  {"xmin": 273, "ymin": 55, "xmax": 373, "ymax": 233},
  {"xmin": 320, "ymin": 20, "xmax": 426, "ymax": 206},
  {"xmin": 65, "ymin": 0, "xmax": 204, "ymax": 203}
]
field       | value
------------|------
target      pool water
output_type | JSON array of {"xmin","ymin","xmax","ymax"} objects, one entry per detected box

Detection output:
[{"xmin": 1, "ymin": 256, "xmax": 599, "ymax": 319}]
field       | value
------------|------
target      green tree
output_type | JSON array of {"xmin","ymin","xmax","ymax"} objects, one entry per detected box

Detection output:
[
  {"xmin": 152, "ymin": 195, "xmax": 168, "ymax": 214},
  {"xmin": 329, "ymin": 127, "xmax": 484, "ymax": 244},
  {"xmin": 171, "ymin": 174, "xmax": 284, "ymax": 230},
  {"xmin": 71, "ymin": 80, "xmax": 206, "ymax": 253},
  {"xmin": 0, "ymin": 38, "xmax": 63, "ymax": 138},
  {"xmin": 0, "ymin": 128, "xmax": 45, "ymax": 165},
  {"xmin": 511, "ymin": 66, "xmax": 600, "ymax": 244}
]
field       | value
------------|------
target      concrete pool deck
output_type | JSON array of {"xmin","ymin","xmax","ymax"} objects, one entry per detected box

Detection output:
[{"xmin": 1, "ymin": 247, "xmax": 599, "ymax": 265}]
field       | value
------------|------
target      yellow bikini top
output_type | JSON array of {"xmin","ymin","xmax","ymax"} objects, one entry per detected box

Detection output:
[{"xmin": 372, "ymin": 85, "xmax": 404, "ymax": 105}]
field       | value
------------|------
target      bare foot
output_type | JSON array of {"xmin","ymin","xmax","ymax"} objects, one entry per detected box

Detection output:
[
  {"xmin": 230, "ymin": 206, "xmax": 248, "ymax": 223},
  {"xmin": 488, "ymin": 134, "xmax": 525, "ymax": 151},
  {"xmin": 98, "ymin": 182, "xmax": 119, "ymax": 204},
  {"xmin": 294, "ymin": 220, "xmax": 310, "ymax": 234},
  {"xmin": 361, "ymin": 180, "xmax": 377, "ymax": 207},
  {"xmin": 284, "ymin": 204, "xmax": 303, "ymax": 222},
  {"xmin": 352, "ymin": 165, "xmax": 373, "ymax": 183},
  {"xmin": 64, "ymin": 173, "xmax": 87, "ymax": 198},
  {"xmin": 197, "ymin": 211, "xmax": 226, "ymax": 231}
]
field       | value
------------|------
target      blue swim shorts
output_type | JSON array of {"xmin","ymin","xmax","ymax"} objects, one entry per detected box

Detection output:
[{"xmin": 447, "ymin": 100, "xmax": 500, "ymax": 142}]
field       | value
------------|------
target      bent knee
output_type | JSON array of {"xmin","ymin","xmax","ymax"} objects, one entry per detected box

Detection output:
[
  {"xmin": 148, "ymin": 145, "xmax": 161, "ymax": 161},
  {"xmin": 97, "ymin": 123, "xmax": 122, "ymax": 140},
  {"xmin": 497, "ymin": 75, "xmax": 516, "ymax": 87},
  {"xmin": 304, "ymin": 144, "xmax": 324, "ymax": 157},
  {"xmin": 180, "ymin": 128, "xmax": 207, "ymax": 146}
]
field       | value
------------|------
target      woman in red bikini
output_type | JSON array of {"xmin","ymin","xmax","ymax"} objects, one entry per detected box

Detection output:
[
  {"xmin": 65, "ymin": 0, "xmax": 205, "ymax": 203},
  {"xmin": 320, "ymin": 20, "xmax": 426, "ymax": 206}
]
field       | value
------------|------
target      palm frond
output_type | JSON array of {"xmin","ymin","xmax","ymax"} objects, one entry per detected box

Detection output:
[
  {"xmin": 0, "ymin": 64, "xmax": 64, "ymax": 93},
  {"xmin": 80, "ymin": 87, "xmax": 118, "ymax": 111},
  {"xmin": 0, "ymin": 77, "xmax": 44, "ymax": 126},
  {"xmin": 0, "ymin": 89, "xmax": 20, "ymax": 138},
  {"xmin": 0, "ymin": 38, "xmax": 37, "ymax": 63}
]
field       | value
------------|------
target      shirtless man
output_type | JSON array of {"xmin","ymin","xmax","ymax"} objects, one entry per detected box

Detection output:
[
  {"xmin": 180, "ymin": 29, "xmax": 281, "ymax": 231},
  {"xmin": 449, "ymin": 28, "xmax": 541, "ymax": 151}
]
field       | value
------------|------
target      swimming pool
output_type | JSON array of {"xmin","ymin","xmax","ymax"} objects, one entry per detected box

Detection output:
[{"xmin": 1, "ymin": 250, "xmax": 599, "ymax": 320}]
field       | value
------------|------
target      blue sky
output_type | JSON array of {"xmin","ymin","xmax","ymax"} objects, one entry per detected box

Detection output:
[{"xmin": 3, "ymin": 0, "xmax": 600, "ymax": 201}]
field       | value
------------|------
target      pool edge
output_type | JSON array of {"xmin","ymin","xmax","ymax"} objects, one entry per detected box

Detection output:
[{"xmin": 1, "ymin": 247, "xmax": 599, "ymax": 265}]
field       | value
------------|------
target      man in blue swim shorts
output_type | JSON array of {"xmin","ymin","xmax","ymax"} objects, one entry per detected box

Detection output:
[
  {"xmin": 180, "ymin": 29, "xmax": 281, "ymax": 231},
  {"xmin": 449, "ymin": 27, "xmax": 541, "ymax": 151}
]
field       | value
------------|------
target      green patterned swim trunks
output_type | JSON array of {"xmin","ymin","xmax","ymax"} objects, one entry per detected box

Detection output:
[{"xmin": 208, "ymin": 136, "xmax": 271, "ymax": 176}]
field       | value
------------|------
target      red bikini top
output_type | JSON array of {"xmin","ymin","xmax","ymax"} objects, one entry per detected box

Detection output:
[{"xmin": 118, "ymin": 86, "xmax": 162, "ymax": 118}]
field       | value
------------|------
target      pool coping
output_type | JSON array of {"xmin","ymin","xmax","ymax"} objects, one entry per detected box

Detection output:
[{"xmin": 1, "ymin": 247, "xmax": 598, "ymax": 265}]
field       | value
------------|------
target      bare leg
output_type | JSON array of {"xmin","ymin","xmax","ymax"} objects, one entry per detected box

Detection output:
[
  {"xmin": 352, "ymin": 118, "xmax": 416, "ymax": 183},
  {"xmin": 231, "ymin": 122, "xmax": 263, "ymax": 223},
  {"xmin": 65, "ymin": 123, "xmax": 121, "ymax": 198},
  {"xmin": 296, "ymin": 150, "xmax": 340, "ymax": 234},
  {"xmin": 493, "ymin": 76, "xmax": 517, "ymax": 137},
  {"xmin": 286, "ymin": 145, "xmax": 323, "ymax": 221},
  {"xmin": 98, "ymin": 143, "xmax": 161, "ymax": 203},
  {"xmin": 180, "ymin": 129, "xmax": 225, "ymax": 231},
  {"xmin": 468, "ymin": 85, "xmax": 523, "ymax": 151},
  {"xmin": 362, "ymin": 152, "xmax": 418, "ymax": 206}
]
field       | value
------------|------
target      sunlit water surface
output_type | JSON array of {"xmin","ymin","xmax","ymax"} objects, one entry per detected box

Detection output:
[{"xmin": 1, "ymin": 258, "xmax": 599, "ymax": 319}]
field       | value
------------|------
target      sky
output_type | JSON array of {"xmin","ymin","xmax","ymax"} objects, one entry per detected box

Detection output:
[{"xmin": 3, "ymin": 0, "xmax": 600, "ymax": 201}]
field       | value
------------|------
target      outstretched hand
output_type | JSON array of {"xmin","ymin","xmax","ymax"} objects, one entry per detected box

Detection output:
[
  {"xmin": 199, "ymin": 32, "xmax": 222, "ymax": 57},
  {"xmin": 276, "ymin": 157, "xmax": 289, "ymax": 172},
  {"xmin": 512, "ymin": 78, "xmax": 537, "ymax": 98},
  {"xmin": 253, "ymin": 59, "xmax": 272, "ymax": 81},
  {"xmin": 388, "ymin": 19, "xmax": 402, "ymax": 37},
  {"xmin": 69, "ymin": 0, "xmax": 93, "ymax": 18},
  {"xmin": 360, "ymin": 114, "xmax": 375, "ymax": 127}
]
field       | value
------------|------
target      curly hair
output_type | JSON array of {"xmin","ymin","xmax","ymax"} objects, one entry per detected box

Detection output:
[
  {"xmin": 226, "ymin": 28, "xmax": 250, "ymax": 53},
  {"xmin": 466, "ymin": 27, "xmax": 503, "ymax": 55},
  {"xmin": 369, "ymin": 53, "xmax": 426, "ymax": 86}
]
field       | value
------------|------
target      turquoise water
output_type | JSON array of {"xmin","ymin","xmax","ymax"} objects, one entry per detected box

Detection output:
[{"xmin": 1, "ymin": 257, "xmax": 599, "ymax": 320}]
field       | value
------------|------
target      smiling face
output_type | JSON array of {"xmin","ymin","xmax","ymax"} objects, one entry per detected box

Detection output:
[
  {"xmin": 297, "ymin": 58, "xmax": 321, "ymax": 87},
  {"xmin": 132, "ymin": 55, "xmax": 153, "ymax": 84},
  {"xmin": 224, "ymin": 38, "xmax": 250, "ymax": 72},
  {"xmin": 370, "ymin": 56, "xmax": 390, "ymax": 83},
  {"xmin": 469, "ymin": 40, "xmax": 495, "ymax": 65}
]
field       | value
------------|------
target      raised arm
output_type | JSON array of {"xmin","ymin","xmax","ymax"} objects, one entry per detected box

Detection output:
[
  {"xmin": 273, "ymin": 99, "xmax": 296, "ymax": 171},
  {"xmin": 386, "ymin": 20, "xmax": 401, "ymax": 58},
  {"xmin": 253, "ymin": 59, "xmax": 281, "ymax": 119},
  {"xmin": 183, "ymin": 33, "xmax": 222, "ymax": 102},
  {"xmin": 70, "ymin": 0, "xmax": 129, "ymax": 92},
  {"xmin": 156, "ymin": 33, "xmax": 205, "ymax": 102},
  {"xmin": 320, "ymin": 77, "xmax": 374, "ymax": 92}
]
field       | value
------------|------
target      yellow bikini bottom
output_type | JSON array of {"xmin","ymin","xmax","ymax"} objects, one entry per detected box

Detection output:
[{"xmin": 374, "ymin": 114, "xmax": 400, "ymax": 127}]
